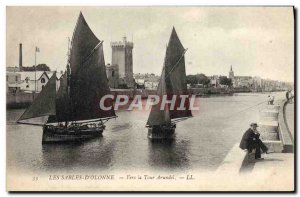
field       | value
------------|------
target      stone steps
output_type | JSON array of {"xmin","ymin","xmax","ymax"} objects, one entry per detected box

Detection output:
[
  {"xmin": 258, "ymin": 104, "xmax": 282, "ymax": 152},
  {"xmin": 259, "ymin": 111, "xmax": 278, "ymax": 122},
  {"xmin": 263, "ymin": 140, "xmax": 284, "ymax": 153}
]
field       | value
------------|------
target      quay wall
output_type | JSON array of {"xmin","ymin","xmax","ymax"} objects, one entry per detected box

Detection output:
[
  {"xmin": 278, "ymin": 100, "xmax": 294, "ymax": 153},
  {"xmin": 188, "ymin": 87, "xmax": 232, "ymax": 95},
  {"xmin": 6, "ymin": 89, "xmax": 158, "ymax": 109},
  {"xmin": 6, "ymin": 92, "xmax": 35, "ymax": 109},
  {"xmin": 217, "ymin": 98, "xmax": 293, "ymax": 173}
]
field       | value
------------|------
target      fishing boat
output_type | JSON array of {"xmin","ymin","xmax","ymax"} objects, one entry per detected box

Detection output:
[
  {"xmin": 17, "ymin": 12, "xmax": 117, "ymax": 144},
  {"xmin": 146, "ymin": 27, "xmax": 192, "ymax": 140}
]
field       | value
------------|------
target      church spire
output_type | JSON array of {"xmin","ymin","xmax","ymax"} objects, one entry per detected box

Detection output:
[{"xmin": 229, "ymin": 65, "xmax": 234, "ymax": 79}]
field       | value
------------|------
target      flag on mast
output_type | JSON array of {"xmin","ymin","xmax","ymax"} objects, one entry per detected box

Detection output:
[{"xmin": 36, "ymin": 47, "xmax": 40, "ymax": 52}]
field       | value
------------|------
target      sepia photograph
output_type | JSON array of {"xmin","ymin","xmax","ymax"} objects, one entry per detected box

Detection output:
[{"xmin": 5, "ymin": 6, "xmax": 295, "ymax": 192}]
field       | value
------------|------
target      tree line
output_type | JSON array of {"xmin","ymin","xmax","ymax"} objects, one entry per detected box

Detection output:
[
  {"xmin": 22, "ymin": 64, "xmax": 51, "ymax": 71},
  {"xmin": 186, "ymin": 74, "xmax": 232, "ymax": 87}
]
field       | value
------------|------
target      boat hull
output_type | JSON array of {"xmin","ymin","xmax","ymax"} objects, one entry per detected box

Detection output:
[
  {"xmin": 42, "ymin": 126, "xmax": 104, "ymax": 144},
  {"xmin": 147, "ymin": 126, "xmax": 175, "ymax": 140}
]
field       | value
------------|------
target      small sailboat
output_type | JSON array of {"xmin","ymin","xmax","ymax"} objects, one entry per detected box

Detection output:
[
  {"xmin": 17, "ymin": 12, "xmax": 116, "ymax": 144},
  {"xmin": 146, "ymin": 27, "xmax": 192, "ymax": 139}
]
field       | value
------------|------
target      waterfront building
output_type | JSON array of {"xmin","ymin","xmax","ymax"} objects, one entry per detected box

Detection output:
[
  {"xmin": 6, "ymin": 71, "xmax": 47, "ymax": 93},
  {"xmin": 7, "ymin": 72, "xmax": 21, "ymax": 84},
  {"xmin": 133, "ymin": 73, "xmax": 160, "ymax": 90},
  {"xmin": 144, "ymin": 80, "xmax": 159, "ymax": 90},
  {"xmin": 227, "ymin": 66, "xmax": 252, "ymax": 88},
  {"xmin": 106, "ymin": 63, "xmax": 119, "ymax": 89},
  {"xmin": 7, "ymin": 67, "xmax": 20, "ymax": 72},
  {"xmin": 209, "ymin": 75, "xmax": 220, "ymax": 88},
  {"xmin": 251, "ymin": 76, "xmax": 263, "ymax": 92},
  {"xmin": 6, "ymin": 72, "xmax": 22, "ymax": 93},
  {"xmin": 135, "ymin": 78, "xmax": 145, "ymax": 89},
  {"xmin": 19, "ymin": 71, "xmax": 50, "ymax": 93},
  {"xmin": 234, "ymin": 76, "xmax": 253, "ymax": 88},
  {"xmin": 6, "ymin": 71, "xmax": 62, "ymax": 93}
]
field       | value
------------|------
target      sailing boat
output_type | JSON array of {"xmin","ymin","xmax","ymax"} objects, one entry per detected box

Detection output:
[
  {"xmin": 17, "ymin": 12, "xmax": 116, "ymax": 144},
  {"xmin": 146, "ymin": 27, "xmax": 192, "ymax": 139}
]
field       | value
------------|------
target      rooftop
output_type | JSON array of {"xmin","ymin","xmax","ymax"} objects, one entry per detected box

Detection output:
[{"xmin": 111, "ymin": 36, "xmax": 134, "ymax": 48}]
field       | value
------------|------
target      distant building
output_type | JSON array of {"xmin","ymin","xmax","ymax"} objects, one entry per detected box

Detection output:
[
  {"xmin": 133, "ymin": 73, "xmax": 160, "ymax": 90},
  {"xmin": 19, "ymin": 71, "xmax": 50, "ymax": 93},
  {"xmin": 209, "ymin": 75, "xmax": 220, "ymax": 87},
  {"xmin": 106, "ymin": 64, "xmax": 119, "ymax": 88},
  {"xmin": 6, "ymin": 71, "xmax": 61, "ymax": 93},
  {"xmin": 234, "ymin": 76, "xmax": 252, "ymax": 88},
  {"xmin": 252, "ymin": 76, "xmax": 263, "ymax": 92},
  {"xmin": 6, "ymin": 72, "xmax": 22, "ymax": 93},
  {"xmin": 7, "ymin": 67, "xmax": 20, "ymax": 72},
  {"xmin": 226, "ymin": 66, "xmax": 293, "ymax": 91},
  {"xmin": 7, "ymin": 72, "xmax": 21, "ymax": 84},
  {"xmin": 110, "ymin": 36, "xmax": 134, "ymax": 88},
  {"xmin": 135, "ymin": 78, "xmax": 145, "ymax": 89},
  {"xmin": 144, "ymin": 80, "xmax": 159, "ymax": 90},
  {"xmin": 228, "ymin": 66, "xmax": 252, "ymax": 88}
]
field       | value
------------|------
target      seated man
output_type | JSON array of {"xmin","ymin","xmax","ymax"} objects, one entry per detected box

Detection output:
[
  {"xmin": 239, "ymin": 123, "xmax": 269, "ymax": 159},
  {"xmin": 268, "ymin": 95, "xmax": 274, "ymax": 105}
]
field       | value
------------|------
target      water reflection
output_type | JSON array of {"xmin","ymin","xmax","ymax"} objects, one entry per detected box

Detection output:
[
  {"xmin": 41, "ymin": 137, "xmax": 116, "ymax": 172},
  {"xmin": 148, "ymin": 138, "xmax": 190, "ymax": 170},
  {"xmin": 42, "ymin": 142, "xmax": 83, "ymax": 171},
  {"xmin": 110, "ymin": 123, "xmax": 132, "ymax": 132}
]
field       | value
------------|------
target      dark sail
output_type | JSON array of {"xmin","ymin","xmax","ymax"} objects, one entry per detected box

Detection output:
[
  {"xmin": 70, "ymin": 44, "xmax": 116, "ymax": 121},
  {"xmin": 18, "ymin": 12, "xmax": 115, "ymax": 125},
  {"xmin": 146, "ymin": 68, "xmax": 171, "ymax": 126},
  {"xmin": 165, "ymin": 27, "xmax": 192, "ymax": 119},
  {"xmin": 47, "ymin": 71, "xmax": 71, "ymax": 123},
  {"xmin": 146, "ymin": 27, "xmax": 192, "ymax": 126},
  {"xmin": 18, "ymin": 72, "xmax": 57, "ymax": 121},
  {"xmin": 70, "ymin": 12, "xmax": 100, "ymax": 74},
  {"xmin": 48, "ymin": 12, "xmax": 116, "ymax": 123}
]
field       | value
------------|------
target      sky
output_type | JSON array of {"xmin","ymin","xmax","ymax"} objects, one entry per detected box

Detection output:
[{"xmin": 6, "ymin": 6, "xmax": 294, "ymax": 82}]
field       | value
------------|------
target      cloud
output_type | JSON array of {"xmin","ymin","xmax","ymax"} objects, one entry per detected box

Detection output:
[{"xmin": 6, "ymin": 6, "xmax": 294, "ymax": 82}]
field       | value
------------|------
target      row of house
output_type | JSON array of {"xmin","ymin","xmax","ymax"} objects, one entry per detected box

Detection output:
[
  {"xmin": 6, "ymin": 71, "xmax": 63, "ymax": 94},
  {"xmin": 133, "ymin": 73, "xmax": 160, "ymax": 90},
  {"xmin": 228, "ymin": 66, "xmax": 293, "ymax": 91},
  {"xmin": 209, "ymin": 74, "xmax": 292, "ymax": 92}
]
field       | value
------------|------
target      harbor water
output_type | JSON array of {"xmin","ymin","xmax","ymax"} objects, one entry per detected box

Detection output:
[{"xmin": 7, "ymin": 92, "xmax": 285, "ymax": 174}]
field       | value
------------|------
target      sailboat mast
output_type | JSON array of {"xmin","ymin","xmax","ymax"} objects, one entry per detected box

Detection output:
[
  {"xmin": 67, "ymin": 37, "xmax": 71, "ymax": 64},
  {"xmin": 65, "ymin": 37, "xmax": 71, "ymax": 126}
]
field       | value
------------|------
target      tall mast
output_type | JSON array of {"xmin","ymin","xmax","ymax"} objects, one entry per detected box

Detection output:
[
  {"xmin": 67, "ymin": 37, "xmax": 71, "ymax": 65},
  {"xmin": 66, "ymin": 37, "xmax": 71, "ymax": 126}
]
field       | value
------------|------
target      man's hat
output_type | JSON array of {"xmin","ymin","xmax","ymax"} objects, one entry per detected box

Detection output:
[{"xmin": 250, "ymin": 123, "xmax": 259, "ymax": 127}]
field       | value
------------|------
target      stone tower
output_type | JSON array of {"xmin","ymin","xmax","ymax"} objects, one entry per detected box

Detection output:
[{"xmin": 110, "ymin": 36, "xmax": 134, "ymax": 88}]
